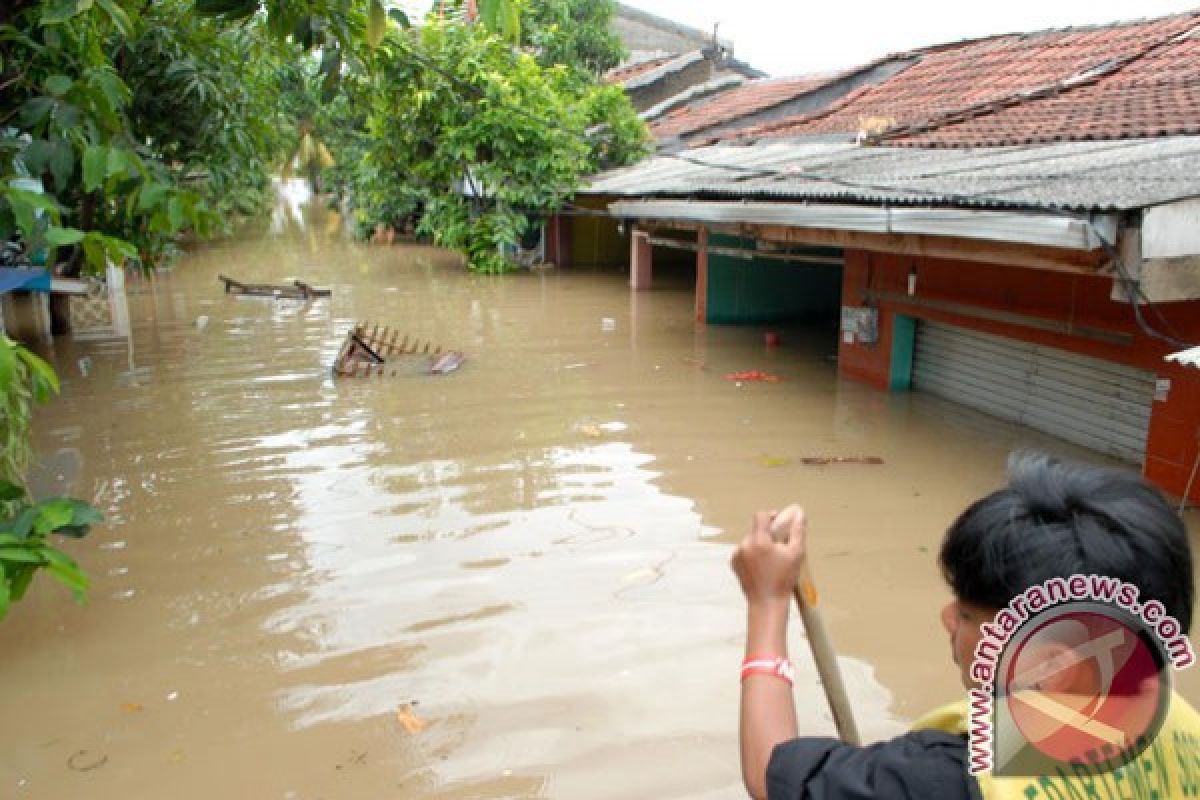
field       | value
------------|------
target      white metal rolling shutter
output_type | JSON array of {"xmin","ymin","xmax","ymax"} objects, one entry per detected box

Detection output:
[{"xmin": 912, "ymin": 321, "xmax": 1155, "ymax": 463}]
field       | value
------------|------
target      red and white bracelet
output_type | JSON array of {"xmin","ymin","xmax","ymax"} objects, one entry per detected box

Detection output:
[{"xmin": 740, "ymin": 655, "xmax": 795, "ymax": 687}]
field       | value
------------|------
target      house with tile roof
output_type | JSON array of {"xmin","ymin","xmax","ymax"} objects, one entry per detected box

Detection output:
[
  {"xmin": 547, "ymin": 10, "xmax": 1200, "ymax": 504},
  {"xmin": 604, "ymin": 4, "xmax": 764, "ymax": 114}
]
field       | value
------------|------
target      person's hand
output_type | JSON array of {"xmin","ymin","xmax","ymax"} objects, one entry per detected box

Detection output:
[{"xmin": 731, "ymin": 505, "xmax": 808, "ymax": 607}]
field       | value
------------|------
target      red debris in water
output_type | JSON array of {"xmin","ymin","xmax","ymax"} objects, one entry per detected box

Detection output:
[{"xmin": 725, "ymin": 371, "xmax": 781, "ymax": 383}]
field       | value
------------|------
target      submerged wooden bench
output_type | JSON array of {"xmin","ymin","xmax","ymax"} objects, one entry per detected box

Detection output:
[
  {"xmin": 219, "ymin": 274, "xmax": 332, "ymax": 299},
  {"xmin": 332, "ymin": 322, "xmax": 465, "ymax": 378}
]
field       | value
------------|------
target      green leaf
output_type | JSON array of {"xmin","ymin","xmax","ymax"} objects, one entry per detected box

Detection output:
[
  {"xmin": 0, "ymin": 578, "xmax": 9, "ymax": 620},
  {"xmin": 9, "ymin": 566, "xmax": 34, "ymax": 602},
  {"xmin": 106, "ymin": 147, "xmax": 130, "ymax": 179},
  {"xmin": 33, "ymin": 499, "xmax": 75, "ymax": 536},
  {"xmin": 43, "ymin": 74, "xmax": 72, "ymax": 97},
  {"xmin": 70, "ymin": 500, "xmax": 102, "ymax": 527},
  {"xmin": 81, "ymin": 237, "xmax": 106, "ymax": 272},
  {"xmin": 42, "ymin": 549, "xmax": 88, "ymax": 594},
  {"xmin": 0, "ymin": 547, "xmax": 44, "ymax": 564},
  {"xmin": 8, "ymin": 508, "xmax": 38, "ymax": 541},
  {"xmin": 82, "ymin": 145, "xmax": 107, "ymax": 192},
  {"xmin": 20, "ymin": 139, "xmax": 52, "ymax": 178},
  {"xmin": 95, "ymin": 0, "xmax": 133, "ymax": 35},
  {"xmin": 137, "ymin": 182, "xmax": 168, "ymax": 212},
  {"xmin": 43, "ymin": 226, "xmax": 85, "ymax": 247},
  {"xmin": 19, "ymin": 348, "xmax": 59, "ymax": 398},
  {"xmin": 40, "ymin": 0, "xmax": 94, "ymax": 26},
  {"xmin": 367, "ymin": 0, "xmax": 387, "ymax": 49},
  {"xmin": 0, "ymin": 481, "xmax": 25, "ymax": 504},
  {"xmin": 48, "ymin": 138, "xmax": 74, "ymax": 190},
  {"xmin": 0, "ymin": 337, "xmax": 15, "ymax": 389},
  {"xmin": 5, "ymin": 187, "xmax": 58, "ymax": 236},
  {"xmin": 167, "ymin": 196, "xmax": 184, "ymax": 231},
  {"xmin": 388, "ymin": 8, "xmax": 411, "ymax": 28},
  {"xmin": 19, "ymin": 97, "xmax": 55, "ymax": 129}
]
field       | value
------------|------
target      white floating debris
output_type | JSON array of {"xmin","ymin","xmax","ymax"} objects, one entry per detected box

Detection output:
[
  {"xmin": 600, "ymin": 317, "xmax": 616, "ymax": 332},
  {"xmin": 194, "ymin": 315, "xmax": 209, "ymax": 330},
  {"xmin": 167, "ymin": 691, "xmax": 180, "ymax": 701}
]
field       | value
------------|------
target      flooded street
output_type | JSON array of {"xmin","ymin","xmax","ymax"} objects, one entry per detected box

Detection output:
[{"xmin": 2, "ymin": 192, "xmax": 1197, "ymax": 799}]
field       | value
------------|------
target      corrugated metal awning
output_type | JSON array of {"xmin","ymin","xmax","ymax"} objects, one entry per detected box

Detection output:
[
  {"xmin": 585, "ymin": 137, "xmax": 1200, "ymax": 213},
  {"xmin": 608, "ymin": 199, "xmax": 1116, "ymax": 251}
]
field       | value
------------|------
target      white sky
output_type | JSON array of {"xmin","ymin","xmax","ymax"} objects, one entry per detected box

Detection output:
[
  {"xmin": 621, "ymin": 0, "xmax": 1200, "ymax": 76},
  {"xmin": 398, "ymin": 1, "xmax": 1200, "ymax": 77}
]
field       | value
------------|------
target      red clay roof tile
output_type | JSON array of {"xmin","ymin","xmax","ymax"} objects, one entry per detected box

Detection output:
[
  {"xmin": 649, "ymin": 75, "xmax": 836, "ymax": 139},
  {"xmin": 730, "ymin": 12, "xmax": 1200, "ymax": 147}
]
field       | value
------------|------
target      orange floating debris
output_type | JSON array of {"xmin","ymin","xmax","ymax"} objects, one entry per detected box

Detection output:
[
  {"xmin": 725, "ymin": 371, "xmax": 781, "ymax": 383},
  {"xmin": 396, "ymin": 704, "xmax": 427, "ymax": 734}
]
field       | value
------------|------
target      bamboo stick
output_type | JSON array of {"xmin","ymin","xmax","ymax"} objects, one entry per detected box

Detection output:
[{"xmin": 771, "ymin": 507, "xmax": 861, "ymax": 745}]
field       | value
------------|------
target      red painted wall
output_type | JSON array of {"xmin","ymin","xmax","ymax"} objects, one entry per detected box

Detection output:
[{"xmin": 839, "ymin": 248, "xmax": 1200, "ymax": 501}]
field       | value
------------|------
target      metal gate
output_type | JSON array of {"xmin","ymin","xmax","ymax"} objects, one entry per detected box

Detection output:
[{"xmin": 912, "ymin": 321, "xmax": 1155, "ymax": 463}]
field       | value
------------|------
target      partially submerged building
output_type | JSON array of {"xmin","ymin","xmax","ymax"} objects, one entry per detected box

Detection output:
[{"xmin": 557, "ymin": 11, "xmax": 1200, "ymax": 502}]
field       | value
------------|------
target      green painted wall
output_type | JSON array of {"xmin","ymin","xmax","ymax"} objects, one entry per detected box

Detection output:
[
  {"xmin": 889, "ymin": 314, "xmax": 916, "ymax": 391},
  {"xmin": 706, "ymin": 234, "xmax": 843, "ymax": 324}
]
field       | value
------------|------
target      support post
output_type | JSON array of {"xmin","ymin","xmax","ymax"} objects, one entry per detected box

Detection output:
[
  {"xmin": 695, "ymin": 226, "xmax": 709, "ymax": 323},
  {"xmin": 546, "ymin": 214, "xmax": 573, "ymax": 268},
  {"xmin": 631, "ymin": 228, "xmax": 653, "ymax": 290}
]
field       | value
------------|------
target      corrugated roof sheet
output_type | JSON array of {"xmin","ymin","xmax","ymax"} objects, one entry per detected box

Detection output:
[
  {"xmin": 583, "ymin": 137, "xmax": 1200, "ymax": 212},
  {"xmin": 733, "ymin": 12, "xmax": 1200, "ymax": 145}
]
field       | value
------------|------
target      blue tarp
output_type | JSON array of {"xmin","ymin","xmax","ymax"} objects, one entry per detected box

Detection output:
[{"xmin": 0, "ymin": 268, "xmax": 51, "ymax": 294}]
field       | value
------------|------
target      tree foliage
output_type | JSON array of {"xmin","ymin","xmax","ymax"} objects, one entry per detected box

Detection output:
[
  {"xmin": 523, "ymin": 0, "xmax": 626, "ymax": 78},
  {"xmin": 0, "ymin": 334, "xmax": 100, "ymax": 619},
  {"xmin": 0, "ymin": 0, "xmax": 375, "ymax": 274},
  {"xmin": 349, "ymin": 13, "xmax": 647, "ymax": 273}
]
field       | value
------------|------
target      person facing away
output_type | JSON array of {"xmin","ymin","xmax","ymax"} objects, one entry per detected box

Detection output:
[{"xmin": 732, "ymin": 452, "xmax": 1200, "ymax": 800}]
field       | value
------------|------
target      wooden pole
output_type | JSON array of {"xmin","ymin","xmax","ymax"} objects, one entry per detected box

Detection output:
[{"xmin": 772, "ymin": 509, "xmax": 862, "ymax": 745}]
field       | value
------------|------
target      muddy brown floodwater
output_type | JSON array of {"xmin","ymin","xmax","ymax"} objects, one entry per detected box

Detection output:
[{"xmin": 2, "ymin": 188, "xmax": 1197, "ymax": 799}]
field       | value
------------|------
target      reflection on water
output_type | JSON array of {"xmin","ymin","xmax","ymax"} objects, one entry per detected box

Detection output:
[{"xmin": 0, "ymin": 189, "xmax": 1195, "ymax": 799}]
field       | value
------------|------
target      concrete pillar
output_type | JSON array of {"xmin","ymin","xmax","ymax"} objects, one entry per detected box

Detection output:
[
  {"xmin": 630, "ymin": 228, "xmax": 653, "ymax": 290},
  {"xmin": 695, "ymin": 227, "xmax": 709, "ymax": 323}
]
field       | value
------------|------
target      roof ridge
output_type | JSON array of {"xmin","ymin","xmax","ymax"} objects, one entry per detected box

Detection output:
[{"xmin": 872, "ymin": 16, "xmax": 1200, "ymax": 145}]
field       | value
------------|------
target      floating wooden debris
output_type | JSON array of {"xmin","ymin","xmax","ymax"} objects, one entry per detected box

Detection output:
[
  {"xmin": 333, "ymin": 322, "xmax": 465, "ymax": 378},
  {"xmin": 219, "ymin": 274, "xmax": 332, "ymax": 299},
  {"xmin": 800, "ymin": 456, "xmax": 885, "ymax": 466}
]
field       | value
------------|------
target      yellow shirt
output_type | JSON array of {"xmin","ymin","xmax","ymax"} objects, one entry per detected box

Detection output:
[{"xmin": 911, "ymin": 692, "xmax": 1200, "ymax": 799}]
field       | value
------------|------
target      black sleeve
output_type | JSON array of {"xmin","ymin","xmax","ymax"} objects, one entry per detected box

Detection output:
[{"xmin": 765, "ymin": 731, "xmax": 982, "ymax": 800}]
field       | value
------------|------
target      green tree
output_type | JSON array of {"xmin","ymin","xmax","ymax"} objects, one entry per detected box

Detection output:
[
  {"xmin": 352, "ymin": 16, "xmax": 647, "ymax": 273},
  {"xmin": 523, "ymin": 0, "xmax": 626, "ymax": 78}
]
